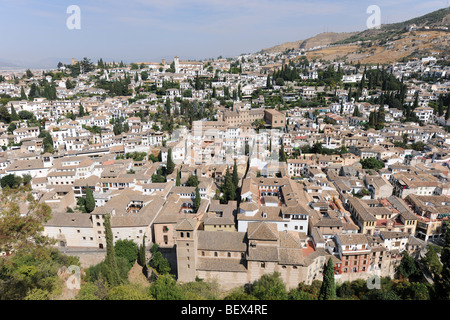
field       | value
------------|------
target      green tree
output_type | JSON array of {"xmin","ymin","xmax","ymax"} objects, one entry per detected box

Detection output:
[
  {"xmin": 194, "ymin": 186, "xmax": 201, "ymax": 213},
  {"xmin": 1, "ymin": 174, "xmax": 17, "ymax": 189},
  {"xmin": 288, "ymin": 282, "xmax": 320, "ymax": 300},
  {"xmin": 20, "ymin": 87, "xmax": 27, "ymax": 100},
  {"xmin": 232, "ymin": 160, "xmax": 239, "ymax": 189},
  {"xmin": 279, "ymin": 144, "xmax": 287, "ymax": 162},
  {"xmin": 318, "ymin": 257, "xmax": 336, "ymax": 300},
  {"xmin": 137, "ymin": 236, "xmax": 146, "ymax": 267},
  {"xmin": 151, "ymin": 251, "xmax": 171, "ymax": 275},
  {"xmin": 25, "ymin": 69, "xmax": 34, "ymax": 78},
  {"xmin": 0, "ymin": 105, "xmax": 11, "ymax": 123},
  {"xmin": 396, "ymin": 251, "xmax": 418, "ymax": 280},
  {"xmin": 181, "ymin": 279, "xmax": 221, "ymax": 300},
  {"xmin": 107, "ymin": 284, "xmax": 152, "ymax": 300},
  {"xmin": 114, "ymin": 239, "xmax": 138, "ymax": 269},
  {"xmin": 104, "ymin": 214, "xmax": 122, "ymax": 287},
  {"xmin": 166, "ymin": 148, "xmax": 175, "ymax": 175},
  {"xmin": 65, "ymin": 79, "xmax": 75, "ymax": 89},
  {"xmin": 224, "ymin": 287, "xmax": 257, "ymax": 300},
  {"xmin": 250, "ymin": 272, "xmax": 288, "ymax": 300},
  {"xmin": 360, "ymin": 157, "xmax": 384, "ymax": 170},
  {"xmin": 421, "ymin": 245, "xmax": 442, "ymax": 279},
  {"xmin": 80, "ymin": 57, "xmax": 94, "ymax": 74},
  {"xmin": 175, "ymin": 169, "xmax": 181, "ymax": 187},
  {"xmin": 221, "ymin": 167, "xmax": 235, "ymax": 203},
  {"xmin": 0, "ymin": 189, "xmax": 53, "ymax": 254},
  {"xmin": 76, "ymin": 282, "xmax": 104, "ymax": 300},
  {"xmin": 39, "ymin": 130, "xmax": 54, "ymax": 153},
  {"xmin": 393, "ymin": 281, "xmax": 430, "ymax": 300},
  {"xmin": 78, "ymin": 104, "xmax": 85, "ymax": 117},
  {"xmin": 266, "ymin": 74, "xmax": 271, "ymax": 89},
  {"xmin": 7, "ymin": 122, "xmax": 16, "ymax": 134},
  {"xmin": 186, "ymin": 174, "xmax": 199, "ymax": 187},
  {"xmin": 149, "ymin": 274, "xmax": 184, "ymax": 300},
  {"xmin": 85, "ymin": 185, "xmax": 95, "ymax": 213},
  {"xmin": 18, "ymin": 110, "xmax": 34, "ymax": 120},
  {"xmin": 0, "ymin": 247, "xmax": 79, "ymax": 300},
  {"xmin": 311, "ymin": 142, "xmax": 323, "ymax": 154}
]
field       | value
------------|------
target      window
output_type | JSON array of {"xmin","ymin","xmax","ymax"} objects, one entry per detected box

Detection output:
[
  {"xmin": 261, "ymin": 262, "xmax": 266, "ymax": 268},
  {"xmin": 214, "ymin": 252, "xmax": 218, "ymax": 257}
]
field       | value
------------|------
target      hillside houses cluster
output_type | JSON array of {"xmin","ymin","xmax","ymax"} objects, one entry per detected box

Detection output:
[{"xmin": 0, "ymin": 52, "xmax": 449, "ymax": 291}]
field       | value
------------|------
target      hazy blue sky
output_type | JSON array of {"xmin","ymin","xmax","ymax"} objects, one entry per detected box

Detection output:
[{"xmin": 0, "ymin": 0, "xmax": 448, "ymax": 68}]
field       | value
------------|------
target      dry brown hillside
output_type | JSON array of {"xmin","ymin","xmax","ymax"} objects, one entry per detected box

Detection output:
[
  {"xmin": 261, "ymin": 32, "xmax": 357, "ymax": 53},
  {"xmin": 304, "ymin": 30, "xmax": 449, "ymax": 64}
]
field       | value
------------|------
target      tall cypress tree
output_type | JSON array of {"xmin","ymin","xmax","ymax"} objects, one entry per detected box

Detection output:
[
  {"xmin": 222, "ymin": 167, "xmax": 235, "ymax": 203},
  {"xmin": 279, "ymin": 144, "xmax": 287, "ymax": 162},
  {"xmin": 138, "ymin": 235, "xmax": 146, "ymax": 267},
  {"xmin": 20, "ymin": 86, "xmax": 27, "ymax": 100},
  {"xmin": 166, "ymin": 148, "xmax": 175, "ymax": 175},
  {"xmin": 266, "ymin": 74, "xmax": 271, "ymax": 89},
  {"xmin": 104, "ymin": 214, "xmax": 122, "ymax": 286},
  {"xmin": 232, "ymin": 160, "xmax": 239, "ymax": 190},
  {"xmin": 10, "ymin": 105, "xmax": 19, "ymax": 122},
  {"xmin": 318, "ymin": 257, "xmax": 336, "ymax": 300},
  {"xmin": 175, "ymin": 169, "xmax": 181, "ymax": 187},
  {"xmin": 194, "ymin": 186, "xmax": 201, "ymax": 213},
  {"xmin": 85, "ymin": 185, "xmax": 95, "ymax": 213}
]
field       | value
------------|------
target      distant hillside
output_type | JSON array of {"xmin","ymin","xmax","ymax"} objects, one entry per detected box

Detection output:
[
  {"xmin": 0, "ymin": 60, "xmax": 24, "ymax": 71},
  {"xmin": 333, "ymin": 7, "xmax": 450, "ymax": 45},
  {"xmin": 260, "ymin": 8, "xmax": 450, "ymax": 57},
  {"xmin": 260, "ymin": 32, "xmax": 358, "ymax": 54},
  {"xmin": 304, "ymin": 30, "xmax": 449, "ymax": 65},
  {"xmin": 305, "ymin": 8, "xmax": 450, "ymax": 65}
]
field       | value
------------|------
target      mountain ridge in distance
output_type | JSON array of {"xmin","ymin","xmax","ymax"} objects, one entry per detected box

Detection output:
[{"xmin": 260, "ymin": 7, "xmax": 450, "ymax": 54}]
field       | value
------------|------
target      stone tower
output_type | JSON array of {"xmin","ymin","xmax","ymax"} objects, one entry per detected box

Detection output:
[{"xmin": 175, "ymin": 218, "xmax": 197, "ymax": 283}]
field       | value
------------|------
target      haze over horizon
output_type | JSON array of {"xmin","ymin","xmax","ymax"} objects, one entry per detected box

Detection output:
[{"xmin": 0, "ymin": 0, "xmax": 448, "ymax": 69}]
